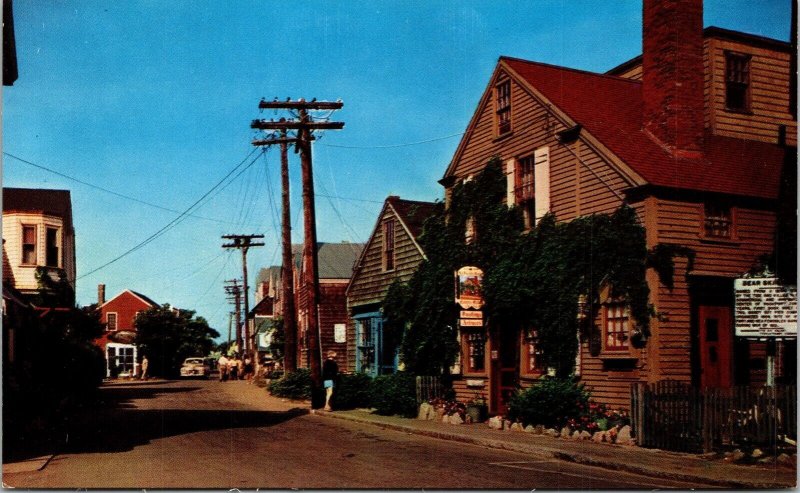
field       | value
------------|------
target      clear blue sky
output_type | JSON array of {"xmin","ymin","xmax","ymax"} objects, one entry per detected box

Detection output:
[{"xmin": 2, "ymin": 1, "xmax": 791, "ymax": 339}]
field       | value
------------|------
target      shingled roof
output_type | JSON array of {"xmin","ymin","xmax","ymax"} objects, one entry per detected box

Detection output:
[
  {"xmin": 292, "ymin": 242, "xmax": 364, "ymax": 280},
  {"xmin": 500, "ymin": 56, "xmax": 787, "ymax": 200},
  {"xmin": 386, "ymin": 196, "xmax": 439, "ymax": 240}
]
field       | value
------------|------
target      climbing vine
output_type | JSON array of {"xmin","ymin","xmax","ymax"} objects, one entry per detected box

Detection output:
[{"xmin": 383, "ymin": 155, "xmax": 689, "ymax": 377}]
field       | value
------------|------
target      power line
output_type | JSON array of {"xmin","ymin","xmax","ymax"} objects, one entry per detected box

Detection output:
[
  {"xmin": 77, "ymin": 148, "xmax": 264, "ymax": 280},
  {"xmin": 316, "ymin": 131, "xmax": 464, "ymax": 149},
  {"xmin": 3, "ymin": 151, "xmax": 234, "ymax": 225}
]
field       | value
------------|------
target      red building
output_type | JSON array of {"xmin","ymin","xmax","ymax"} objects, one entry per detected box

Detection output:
[{"xmin": 94, "ymin": 284, "xmax": 159, "ymax": 377}]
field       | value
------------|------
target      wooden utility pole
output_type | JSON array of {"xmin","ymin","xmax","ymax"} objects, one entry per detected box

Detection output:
[
  {"xmin": 251, "ymin": 98, "xmax": 343, "ymax": 406},
  {"xmin": 224, "ymin": 280, "xmax": 242, "ymax": 352},
  {"xmin": 251, "ymin": 127, "xmax": 300, "ymax": 372},
  {"xmin": 223, "ymin": 235, "xmax": 264, "ymax": 357}
]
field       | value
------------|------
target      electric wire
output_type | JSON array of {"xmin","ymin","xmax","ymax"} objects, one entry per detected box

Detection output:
[
  {"xmin": 317, "ymin": 131, "xmax": 464, "ymax": 149},
  {"xmin": 3, "ymin": 151, "xmax": 234, "ymax": 224},
  {"xmin": 77, "ymin": 148, "xmax": 264, "ymax": 280}
]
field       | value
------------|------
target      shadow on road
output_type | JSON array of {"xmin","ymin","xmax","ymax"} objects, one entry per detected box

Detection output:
[{"xmin": 4, "ymin": 381, "xmax": 308, "ymax": 462}]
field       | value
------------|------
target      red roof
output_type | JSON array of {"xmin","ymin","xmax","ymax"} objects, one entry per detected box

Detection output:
[{"xmin": 502, "ymin": 57, "xmax": 787, "ymax": 199}]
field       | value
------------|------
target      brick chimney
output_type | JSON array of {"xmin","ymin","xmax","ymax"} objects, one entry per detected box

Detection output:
[
  {"xmin": 98, "ymin": 284, "xmax": 106, "ymax": 305},
  {"xmin": 642, "ymin": 0, "xmax": 705, "ymax": 157}
]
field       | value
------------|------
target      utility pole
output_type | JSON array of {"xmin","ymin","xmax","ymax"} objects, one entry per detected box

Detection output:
[
  {"xmin": 223, "ymin": 235, "xmax": 264, "ymax": 357},
  {"xmin": 224, "ymin": 280, "xmax": 242, "ymax": 353},
  {"xmin": 251, "ymin": 98, "xmax": 344, "ymax": 406},
  {"xmin": 251, "ymin": 127, "xmax": 300, "ymax": 372}
]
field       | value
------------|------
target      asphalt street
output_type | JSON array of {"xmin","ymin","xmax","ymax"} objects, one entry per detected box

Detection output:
[{"xmin": 3, "ymin": 378, "xmax": 719, "ymax": 489}]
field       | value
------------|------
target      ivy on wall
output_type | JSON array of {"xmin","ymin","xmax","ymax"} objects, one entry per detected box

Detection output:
[{"xmin": 383, "ymin": 156, "xmax": 689, "ymax": 377}]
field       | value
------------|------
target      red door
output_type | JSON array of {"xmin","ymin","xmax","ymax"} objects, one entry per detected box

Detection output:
[
  {"xmin": 698, "ymin": 305, "xmax": 732, "ymax": 388},
  {"xmin": 490, "ymin": 327, "xmax": 519, "ymax": 415}
]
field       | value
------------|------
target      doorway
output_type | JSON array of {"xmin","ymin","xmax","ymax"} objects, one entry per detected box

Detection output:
[
  {"xmin": 490, "ymin": 327, "xmax": 519, "ymax": 415},
  {"xmin": 698, "ymin": 305, "xmax": 733, "ymax": 388}
]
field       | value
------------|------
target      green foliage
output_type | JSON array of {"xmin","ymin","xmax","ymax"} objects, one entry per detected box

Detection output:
[
  {"xmin": 267, "ymin": 316, "xmax": 285, "ymax": 363},
  {"xmin": 369, "ymin": 372, "xmax": 418, "ymax": 417},
  {"xmin": 135, "ymin": 305, "xmax": 220, "ymax": 377},
  {"xmin": 33, "ymin": 267, "xmax": 75, "ymax": 307},
  {"xmin": 646, "ymin": 243, "xmax": 696, "ymax": 290},
  {"xmin": 330, "ymin": 373, "xmax": 373, "ymax": 410},
  {"xmin": 267, "ymin": 368, "xmax": 312, "ymax": 400},
  {"xmin": 507, "ymin": 376, "xmax": 590, "ymax": 428}
]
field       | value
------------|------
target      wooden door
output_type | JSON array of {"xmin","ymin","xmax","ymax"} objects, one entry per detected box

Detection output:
[
  {"xmin": 490, "ymin": 327, "xmax": 519, "ymax": 415},
  {"xmin": 698, "ymin": 305, "xmax": 733, "ymax": 388}
]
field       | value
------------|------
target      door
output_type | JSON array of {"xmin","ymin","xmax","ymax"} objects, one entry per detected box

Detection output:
[
  {"xmin": 490, "ymin": 327, "xmax": 519, "ymax": 415},
  {"xmin": 698, "ymin": 305, "xmax": 732, "ymax": 388}
]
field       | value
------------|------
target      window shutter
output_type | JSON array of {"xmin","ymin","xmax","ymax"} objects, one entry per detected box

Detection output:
[
  {"xmin": 534, "ymin": 147, "xmax": 550, "ymax": 223},
  {"xmin": 505, "ymin": 158, "xmax": 516, "ymax": 208}
]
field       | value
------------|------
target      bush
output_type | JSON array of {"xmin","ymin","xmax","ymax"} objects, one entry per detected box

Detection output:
[
  {"xmin": 369, "ymin": 372, "xmax": 418, "ymax": 417},
  {"xmin": 331, "ymin": 373, "xmax": 373, "ymax": 410},
  {"xmin": 507, "ymin": 376, "xmax": 590, "ymax": 428},
  {"xmin": 267, "ymin": 368, "xmax": 311, "ymax": 400}
]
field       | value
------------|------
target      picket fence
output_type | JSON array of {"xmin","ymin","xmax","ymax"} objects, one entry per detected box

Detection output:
[{"xmin": 631, "ymin": 381, "xmax": 796, "ymax": 454}]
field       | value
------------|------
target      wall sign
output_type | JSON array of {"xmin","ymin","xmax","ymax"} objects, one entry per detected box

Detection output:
[
  {"xmin": 334, "ymin": 323, "xmax": 346, "ymax": 343},
  {"xmin": 734, "ymin": 277, "xmax": 797, "ymax": 339}
]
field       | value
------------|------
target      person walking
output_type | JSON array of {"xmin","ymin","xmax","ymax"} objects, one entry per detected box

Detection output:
[
  {"xmin": 322, "ymin": 351, "xmax": 338, "ymax": 412},
  {"xmin": 218, "ymin": 354, "xmax": 229, "ymax": 381},
  {"xmin": 230, "ymin": 355, "xmax": 240, "ymax": 381},
  {"xmin": 244, "ymin": 355, "xmax": 254, "ymax": 383},
  {"xmin": 140, "ymin": 355, "xmax": 149, "ymax": 380}
]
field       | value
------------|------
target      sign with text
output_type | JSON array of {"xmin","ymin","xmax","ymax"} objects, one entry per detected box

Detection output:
[
  {"xmin": 460, "ymin": 310, "xmax": 483, "ymax": 319},
  {"xmin": 734, "ymin": 277, "xmax": 797, "ymax": 338},
  {"xmin": 459, "ymin": 318, "xmax": 483, "ymax": 327},
  {"xmin": 455, "ymin": 266, "xmax": 484, "ymax": 310}
]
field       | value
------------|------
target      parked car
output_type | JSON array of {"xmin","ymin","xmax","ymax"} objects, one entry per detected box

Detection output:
[{"xmin": 180, "ymin": 357, "xmax": 211, "ymax": 378}]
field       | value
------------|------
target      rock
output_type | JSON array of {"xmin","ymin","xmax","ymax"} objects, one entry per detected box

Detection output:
[
  {"xmin": 534, "ymin": 425, "xmax": 545, "ymax": 434},
  {"xmin": 545, "ymin": 428, "xmax": 559, "ymax": 437},
  {"xmin": 524, "ymin": 425, "xmax": 535, "ymax": 433},
  {"xmin": 776, "ymin": 453, "xmax": 793, "ymax": 466},
  {"xmin": 488, "ymin": 416, "xmax": 504, "ymax": 430},
  {"xmin": 435, "ymin": 407, "xmax": 446, "ymax": 420},
  {"xmin": 418, "ymin": 402, "xmax": 433, "ymax": 420},
  {"xmin": 572, "ymin": 430, "xmax": 582, "ymax": 440},
  {"xmin": 616, "ymin": 425, "xmax": 634, "ymax": 445},
  {"xmin": 449, "ymin": 413, "xmax": 464, "ymax": 425},
  {"xmin": 758, "ymin": 456, "xmax": 775, "ymax": 464},
  {"xmin": 731, "ymin": 449, "xmax": 746, "ymax": 462},
  {"xmin": 510, "ymin": 422, "xmax": 523, "ymax": 431},
  {"xmin": 560, "ymin": 427, "xmax": 571, "ymax": 438},
  {"xmin": 606, "ymin": 427, "xmax": 618, "ymax": 444},
  {"xmin": 751, "ymin": 448, "xmax": 764, "ymax": 459},
  {"xmin": 442, "ymin": 415, "xmax": 450, "ymax": 424},
  {"xmin": 503, "ymin": 419, "xmax": 513, "ymax": 431},
  {"xmin": 579, "ymin": 431, "xmax": 592, "ymax": 440},
  {"xmin": 592, "ymin": 431, "xmax": 605, "ymax": 443}
]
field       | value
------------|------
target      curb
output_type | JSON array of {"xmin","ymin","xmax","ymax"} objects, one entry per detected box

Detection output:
[{"xmin": 317, "ymin": 412, "xmax": 793, "ymax": 489}]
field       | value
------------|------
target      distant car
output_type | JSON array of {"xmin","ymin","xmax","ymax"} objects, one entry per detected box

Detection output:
[{"xmin": 180, "ymin": 357, "xmax": 211, "ymax": 378}]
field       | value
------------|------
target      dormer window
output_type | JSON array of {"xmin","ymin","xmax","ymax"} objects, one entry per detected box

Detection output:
[
  {"xmin": 496, "ymin": 80, "xmax": 512, "ymax": 135},
  {"xmin": 725, "ymin": 52, "xmax": 751, "ymax": 112}
]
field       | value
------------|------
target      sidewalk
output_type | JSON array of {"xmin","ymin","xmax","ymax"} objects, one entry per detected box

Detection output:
[{"xmin": 312, "ymin": 406, "xmax": 796, "ymax": 489}]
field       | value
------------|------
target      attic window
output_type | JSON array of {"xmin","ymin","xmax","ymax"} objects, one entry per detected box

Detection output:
[
  {"xmin": 725, "ymin": 52, "xmax": 750, "ymax": 112},
  {"xmin": 107, "ymin": 312, "xmax": 118, "ymax": 331},
  {"xmin": 496, "ymin": 80, "xmax": 512, "ymax": 135},
  {"xmin": 383, "ymin": 219, "xmax": 395, "ymax": 271}
]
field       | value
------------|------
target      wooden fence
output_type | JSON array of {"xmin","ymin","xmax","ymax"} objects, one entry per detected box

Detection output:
[
  {"xmin": 631, "ymin": 381, "xmax": 796, "ymax": 454},
  {"xmin": 416, "ymin": 375, "xmax": 444, "ymax": 404}
]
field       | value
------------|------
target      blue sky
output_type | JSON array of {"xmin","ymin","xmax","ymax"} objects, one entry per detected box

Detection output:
[{"xmin": 2, "ymin": 0, "xmax": 791, "ymax": 339}]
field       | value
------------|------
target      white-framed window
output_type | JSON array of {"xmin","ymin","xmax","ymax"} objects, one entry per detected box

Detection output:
[{"xmin": 21, "ymin": 224, "xmax": 37, "ymax": 265}]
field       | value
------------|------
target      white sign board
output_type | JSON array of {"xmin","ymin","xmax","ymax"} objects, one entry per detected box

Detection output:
[
  {"xmin": 734, "ymin": 277, "xmax": 797, "ymax": 338},
  {"xmin": 334, "ymin": 323, "xmax": 346, "ymax": 343}
]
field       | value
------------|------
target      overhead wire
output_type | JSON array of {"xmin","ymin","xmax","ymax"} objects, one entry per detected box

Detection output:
[
  {"xmin": 316, "ymin": 131, "xmax": 464, "ymax": 149},
  {"xmin": 77, "ymin": 147, "xmax": 264, "ymax": 280}
]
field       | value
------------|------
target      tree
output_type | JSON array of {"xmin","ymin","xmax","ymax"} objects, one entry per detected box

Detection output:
[{"xmin": 135, "ymin": 305, "xmax": 220, "ymax": 377}]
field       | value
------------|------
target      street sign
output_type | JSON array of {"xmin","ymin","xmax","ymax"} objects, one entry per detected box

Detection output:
[{"xmin": 734, "ymin": 277, "xmax": 797, "ymax": 339}]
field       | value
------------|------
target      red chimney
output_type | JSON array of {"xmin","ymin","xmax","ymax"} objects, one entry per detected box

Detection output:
[
  {"xmin": 642, "ymin": 0, "xmax": 705, "ymax": 157},
  {"xmin": 98, "ymin": 284, "xmax": 106, "ymax": 305}
]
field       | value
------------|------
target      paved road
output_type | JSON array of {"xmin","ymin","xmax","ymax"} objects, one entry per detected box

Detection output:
[{"xmin": 3, "ymin": 379, "xmax": 717, "ymax": 489}]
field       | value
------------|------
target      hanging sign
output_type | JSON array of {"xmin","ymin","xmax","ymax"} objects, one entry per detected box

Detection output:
[
  {"xmin": 459, "ymin": 318, "xmax": 483, "ymax": 327},
  {"xmin": 455, "ymin": 266, "xmax": 484, "ymax": 310},
  {"xmin": 460, "ymin": 310, "xmax": 483, "ymax": 319},
  {"xmin": 734, "ymin": 277, "xmax": 797, "ymax": 339}
]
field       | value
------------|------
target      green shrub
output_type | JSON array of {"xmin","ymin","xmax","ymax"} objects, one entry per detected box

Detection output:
[
  {"xmin": 330, "ymin": 373, "xmax": 373, "ymax": 410},
  {"xmin": 507, "ymin": 376, "xmax": 590, "ymax": 428},
  {"xmin": 369, "ymin": 372, "xmax": 418, "ymax": 417},
  {"xmin": 267, "ymin": 368, "xmax": 311, "ymax": 400}
]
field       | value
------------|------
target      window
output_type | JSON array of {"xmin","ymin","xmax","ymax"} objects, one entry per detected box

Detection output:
[
  {"xmin": 383, "ymin": 219, "xmax": 395, "ymax": 271},
  {"xmin": 46, "ymin": 227, "xmax": 59, "ymax": 267},
  {"xmin": 725, "ymin": 52, "xmax": 751, "ymax": 112},
  {"xmin": 523, "ymin": 328, "xmax": 543, "ymax": 375},
  {"xmin": 356, "ymin": 314, "xmax": 396, "ymax": 376},
  {"xmin": 604, "ymin": 302, "xmax": 630, "ymax": 351},
  {"xmin": 465, "ymin": 330, "xmax": 486, "ymax": 373},
  {"xmin": 496, "ymin": 80, "xmax": 512, "ymax": 135},
  {"xmin": 704, "ymin": 203, "xmax": 733, "ymax": 239},
  {"xmin": 107, "ymin": 312, "xmax": 118, "ymax": 331},
  {"xmin": 21, "ymin": 225, "xmax": 36, "ymax": 265},
  {"xmin": 515, "ymin": 156, "xmax": 536, "ymax": 229}
]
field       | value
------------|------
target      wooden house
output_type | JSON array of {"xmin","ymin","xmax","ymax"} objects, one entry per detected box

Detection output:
[
  {"xmin": 440, "ymin": 0, "xmax": 795, "ymax": 413},
  {"xmin": 346, "ymin": 196, "xmax": 438, "ymax": 375},
  {"xmin": 2, "ymin": 187, "xmax": 76, "ymax": 302},
  {"xmin": 93, "ymin": 285, "xmax": 159, "ymax": 378},
  {"xmin": 293, "ymin": 242, "xmax": 364, "ymax": 372}
]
